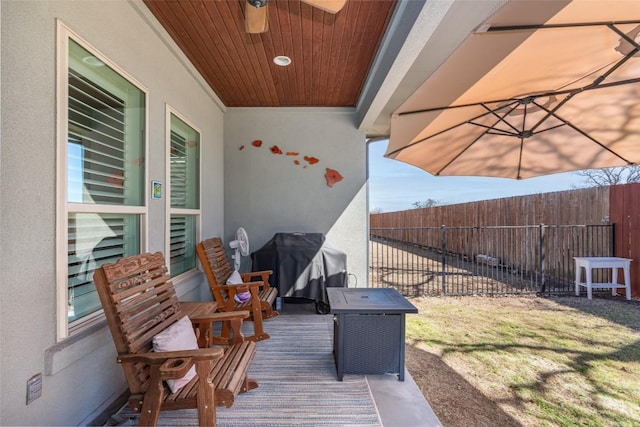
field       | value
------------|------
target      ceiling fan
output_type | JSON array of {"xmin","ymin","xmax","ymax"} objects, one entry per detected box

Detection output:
[{"xmin": 245, "ymin": 0, "xmax": 347, "ymax": 34}]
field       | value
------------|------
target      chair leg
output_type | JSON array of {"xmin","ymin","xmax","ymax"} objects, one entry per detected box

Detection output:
[
  {"xmin": 262, "ymin": 302, "xmax": 279, "ymax": 319},
  {"xmin": 195, "ymin": 361, "xmax": 216, "ymax": 426},
  {"xmin": 250, "ymin": 298, "xmax": 267, "ymax": 341},
  {"xmin": 140, "ymin": 368, "xmax": 164, "ymax": 427},
  {"xmin": 241, "ymin": 377, "xmax": 259, "ymax": 393}
]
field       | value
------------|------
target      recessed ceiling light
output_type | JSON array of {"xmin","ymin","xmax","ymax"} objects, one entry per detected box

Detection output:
[{"xmin": 273, "ymin": 56, "xmax": 292, "ymax": 67}]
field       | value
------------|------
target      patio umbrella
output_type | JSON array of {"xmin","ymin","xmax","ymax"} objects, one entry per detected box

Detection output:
[{"xmin": 387, "ymin": 0, "xmax": 640, "ymax": 179}]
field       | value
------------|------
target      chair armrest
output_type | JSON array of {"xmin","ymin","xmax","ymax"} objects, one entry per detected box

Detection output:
[
  {"xmin": 210, "ymin": 282, "xmax": 264, "ymax": 292},
  {"xmin": 189, "ymin": 310, "xmax": 250, "ymax": 323},
  {"xmin": 190, "ymin": 310, "xmax": 251, "ymax": 346},
  {"xmin": 241, "ymin": 270, "xmax": 273, "ymax": 287},
  {"xmin": 214, "ymin": 282, "xmax": 266, "ymax": 311},
  {"xmin": 159, "ymin": 357, "xmax": 194, "ymax": 380},
  {"xmin": 119, "ymin": 348, "xmax": 223, "ymax": 385},
  {"xmin": 117, "ymin": 347, "xmax": 224, "ymax": 365}
]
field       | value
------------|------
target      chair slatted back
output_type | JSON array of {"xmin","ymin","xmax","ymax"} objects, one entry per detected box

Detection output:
[
  {"xmin": 94, "ymin": 252, "xmax": 183, "ymax": 395},
  {"xmin": 197, "ymin": 238, "xmax": 234, "ymax": 304}
]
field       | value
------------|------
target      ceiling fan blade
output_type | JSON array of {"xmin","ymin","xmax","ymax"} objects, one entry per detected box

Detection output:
[
  {"xmin": 301, "ymin": 0, "xmax": 347, "ymax": 14},
  {"xmin": 245, "ymin": 0, "xmax": 269, "ymax": 34}
]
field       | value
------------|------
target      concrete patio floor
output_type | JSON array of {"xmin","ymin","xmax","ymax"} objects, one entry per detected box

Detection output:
[
  {"xmin": 106, "ymin": 298, "xmax": 442, "ymax": 426},
  {"xmin": 280, "ymin": 298, "xmax": 442, "ymax": 427}
]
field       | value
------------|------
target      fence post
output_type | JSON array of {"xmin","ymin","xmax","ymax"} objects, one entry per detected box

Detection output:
[
  {"xmin": 441, "ymin": 225, "xmax": 447, "ymax": 295},
  {"xmin": 611, "ymin": 222, "xmax": 616, "ymax": 256},
  {"xmin": 540, "ymin": 223, "xmax": 546, "ymax": 293}
]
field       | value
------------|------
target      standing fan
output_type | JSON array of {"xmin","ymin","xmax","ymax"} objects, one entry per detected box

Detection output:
[{"xmin": 229, "ymin": 227, "xmax": 250, "ymax": 271}]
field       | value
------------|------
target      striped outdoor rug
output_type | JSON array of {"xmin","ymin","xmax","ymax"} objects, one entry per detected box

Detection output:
[{"xmin": 110, "ymin": 314, "xmax": 382, "ymax": 426}]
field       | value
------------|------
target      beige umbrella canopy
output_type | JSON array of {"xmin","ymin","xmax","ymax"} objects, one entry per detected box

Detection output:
[{"xmin": 387, "ymin": 0, "xmax": 640, "ymax": 179}]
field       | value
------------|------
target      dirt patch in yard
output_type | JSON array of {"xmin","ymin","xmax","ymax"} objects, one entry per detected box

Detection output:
[
  {"xmin": 406, "ymin": 344, "xmax": 521, "ymax": 427},
  {"xmin": 405, "ymin": 295, "xmax": 640, "ymax": 427}
]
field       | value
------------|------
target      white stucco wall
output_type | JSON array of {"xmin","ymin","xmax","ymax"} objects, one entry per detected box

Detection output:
[
  {"xmin": 223, "ymin": 108, "xmax": 369, "ymax": 288},
  {"xmin": 0, "ymin": 1, "xmax": 224, "ymax": 424}
]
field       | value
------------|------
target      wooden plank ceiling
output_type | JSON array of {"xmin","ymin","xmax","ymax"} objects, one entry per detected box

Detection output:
[{"xmin": 144, "ymin": 0, "xmax": 397, "ymax": 107}]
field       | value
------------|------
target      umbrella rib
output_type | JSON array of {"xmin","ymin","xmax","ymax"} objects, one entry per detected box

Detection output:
[
  {"xmin": 516, "ymin": 138, "xmax": 524, "ymax": 180},
  {"xmin": 522, "ymin": 101, "xmax": 529, "ymax": 136},
  {"xmin": 553, "ymin": 114, "xmax": 635, "ymax": 165},
  {"xmin": 527, "ymin": 97, "xmax": 633, "ymax": 165},
  {"xmin": 483, "ymin": 20, "xmax": 640, "ymax": 33},
  {"xmin": 591, "ymin": 24, "xmax": 639, "ymax": 83},
  {"xmin": 529, "ymin": 93, "xmax": 576, "ymax": 134},
  {"xmin": 399, "ymin": 98, "xmax": 525, "ymax": 117},
  {"xmin": 483, "ymin": 129, "xmax": 517, "ymax": 137},
  {"xmin": 529, "ymin": 123, "xmax": 566, "ymax": 135},
  {"xmin": 582, "ymin": 76, "xmax": 640, "ymax": 90},
  {"xmin": 528, "ymin": 76, "xmax": 640, "ymax": 134},
  {"xmin": 609, "ymin": 23, "xmax": 640, "ymax": 52},
  {"xmin": 481, "ymin": 101, "xmax": 522, "ymax": 134},
  {"xmin": 435, "ymin": 129, "xmax": 491, "ymax": 176},
  {"xmin": 386, "ymin": 106, "xmax": 508, "ymax": 157},
  {"xmin": 471, "ymin": 120, "xmax": 518, "ymax": 137}
]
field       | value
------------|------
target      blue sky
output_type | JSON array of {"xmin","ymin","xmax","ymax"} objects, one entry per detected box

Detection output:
[{"xmin": 368, "ymin": 140, "xmax": 587, "ymax": 213}]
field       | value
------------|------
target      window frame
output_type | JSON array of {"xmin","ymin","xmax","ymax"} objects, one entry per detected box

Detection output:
[
  {"xmin": 55, "ymin": 21, "xmax": 149, "ymax": 340},
  {"xmin": 165, "ymin": 106, "xmax": 202, "ymax": 279}
]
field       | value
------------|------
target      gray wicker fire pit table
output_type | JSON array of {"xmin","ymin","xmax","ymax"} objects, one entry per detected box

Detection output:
[{"xmin": 327, "ymin": 287, "xmax": 418, "ymax": 381}]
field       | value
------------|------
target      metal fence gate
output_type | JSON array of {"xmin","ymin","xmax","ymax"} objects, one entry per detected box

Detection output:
[{"xmin": 369, "ymin": 225, "xmax": 614, "ymax": 296}]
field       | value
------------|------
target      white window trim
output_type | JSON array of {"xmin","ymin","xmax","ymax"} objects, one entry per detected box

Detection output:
[
  {"xmin": 55, "ymin": 20, "xmax": 149, "ymax": 341},
  {"xmin": 165, "ymin": 105, "xmax": 202, "ymax": 279}
]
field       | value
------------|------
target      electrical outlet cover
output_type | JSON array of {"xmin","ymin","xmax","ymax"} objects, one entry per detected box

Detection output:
[{"xmin": 26, "ymin": 374, "xmax": 42, "ymax": 405}]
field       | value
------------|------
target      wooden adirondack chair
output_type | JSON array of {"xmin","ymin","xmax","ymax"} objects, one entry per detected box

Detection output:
[
  {"xmin": 197, "ymin": 237, "xmax": 279, "ymax": 343},
  {"xmin": 94, "ymin": 252, "xmax": 258, "ymax": 426}
]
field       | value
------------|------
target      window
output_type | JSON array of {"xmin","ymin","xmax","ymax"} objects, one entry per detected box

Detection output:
[
  {"xmin": 167, "ymin": 110, "xmax": 200, "ymax": 277},
  {"xmin": 57, "ymin": 24, "xmax": 147, "ymax": 338}
]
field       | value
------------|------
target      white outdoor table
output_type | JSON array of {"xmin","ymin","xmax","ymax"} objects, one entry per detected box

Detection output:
[{"xmin": 574, "ymin": 257, "xmax": 632, "ymax": 300}]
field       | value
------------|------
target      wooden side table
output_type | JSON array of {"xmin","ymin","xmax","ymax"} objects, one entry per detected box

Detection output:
[
  {"xmin": 574, "ymin": 257, "xmax": 632, "ymax": 300},
  {"xmin": 180, "ymin": 301, "xmax": 219, "ymax": 347}
]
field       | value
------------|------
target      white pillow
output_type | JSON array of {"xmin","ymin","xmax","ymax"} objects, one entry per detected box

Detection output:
[
  {"xmin": 227, "ymin": 270, "xmax": 243, "ymax": 284},
  {"xmin": 152, "ymin": 315, "xmax": 199, "ymax": 393}
]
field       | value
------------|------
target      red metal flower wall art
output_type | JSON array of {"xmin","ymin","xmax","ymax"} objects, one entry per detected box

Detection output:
[
  {"xmin": 241, "ymin": 139, "xmax": 343, "ymax": 187},
  {"xmin": 303, "ymin": 156, "xmax": 319, "ymax": 165},
  {"xmin": 324, "ymin": 168, "xmax": 344, "ymax": 187}
]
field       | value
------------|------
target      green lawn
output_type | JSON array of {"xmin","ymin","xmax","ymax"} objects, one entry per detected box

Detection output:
[{"xmin": 405, "ymin": 296, "xmax": 640, "ymax": 427}]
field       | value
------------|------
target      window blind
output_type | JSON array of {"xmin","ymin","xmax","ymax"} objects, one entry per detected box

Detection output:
[
  {"xmin": 68, "ymin": 69, "xmax": 127, "ymax": 205},
  {"xmin": 170, "ymin": 215, "xmax": 187, "ymax": 267},
  {"xmin": 67, "ymin": 214, "xmax": 128, "ymax": 320},
  {"xmin": 170, "ymin": 130, "xmax": 188, "ymax": 207},
  {"xmin": 66, "ymin": 68, "xmax": 131, "ymax": 322},
  {"xmin": 170, "ymin": 130, "xmax": 192, "ymax": 275}
]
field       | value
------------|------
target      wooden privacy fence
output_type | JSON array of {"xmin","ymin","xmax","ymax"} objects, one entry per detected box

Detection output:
[
  {"xmin": 370, "ymin": 187, "xmax": 611, "ymax": 229},
  {"xmin": 370, "ymin": 225, "xmax": 614, "ymax": 296}
]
